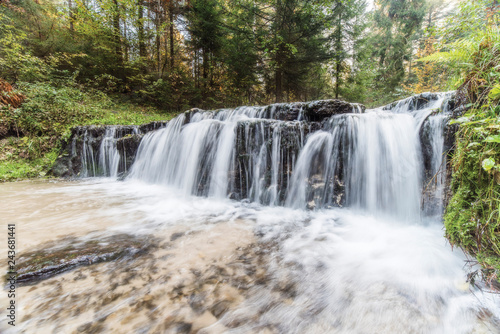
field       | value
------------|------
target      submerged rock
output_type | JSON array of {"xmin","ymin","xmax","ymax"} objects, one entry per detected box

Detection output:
[{"xmin": 12, "ymin": 234, "xmax": 153, "ymax": 284}]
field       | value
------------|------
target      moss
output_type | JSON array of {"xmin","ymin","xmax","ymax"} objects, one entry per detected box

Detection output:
[{"xmin": 444, "ymin": 109, "xmax": 500, "ymax": 285}]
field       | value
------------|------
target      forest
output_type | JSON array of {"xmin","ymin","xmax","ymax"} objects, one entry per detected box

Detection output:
[
  {"xmin": 1, "ymin": 0, "xmax": 500, "ymax": 275},
  {"xmin": 0, "ymin": 0, "xmax": 469, "ymax": 110},
  {"xmin": 2, "ymin": 0, "xmax": 500, "ymax": 332}
]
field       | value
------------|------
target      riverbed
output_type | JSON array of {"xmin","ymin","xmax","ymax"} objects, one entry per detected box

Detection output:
[{"xmin": 1, "ymin": 179, "xmax": 499, "ymax": 333}]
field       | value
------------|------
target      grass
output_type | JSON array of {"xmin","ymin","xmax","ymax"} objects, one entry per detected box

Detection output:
[{"xmin": 0, "ymin": 81, "xmax": 179, "ymax": 182}]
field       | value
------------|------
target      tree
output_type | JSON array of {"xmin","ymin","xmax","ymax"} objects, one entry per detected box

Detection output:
[
  {"xmin": 329, "ymin": 0, "xmax": 366, "ymax": 99},
  {"xmin": 371, "ymin": 0, "xmax": 426, "ymax": 93}
]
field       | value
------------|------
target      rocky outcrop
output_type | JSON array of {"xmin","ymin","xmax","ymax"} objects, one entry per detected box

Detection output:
[
  {"xmin": 116, "ymin": 134, "xmax": 144, "ymax": 174},
  {"xmin": 384, "ymin": 92, "xmax": 443, "ymax": 112},
  {"xmin": 266, "ymin": 99, "xmax": 365, "ymax": 121},
  {"xmin": 51, "ymin": 99, "xmax": 365, "ymax": 180},
  {"xmin": 51, "ymin": 124, "xmax": 163, "ymax": 178},
  {"xmin": 231, "ymin": 120, "xmax": 322, "ymax": 202}
]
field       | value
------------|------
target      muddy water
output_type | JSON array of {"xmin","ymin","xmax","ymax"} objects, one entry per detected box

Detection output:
[{"xmin": 1, "ymin": 180, "xmax": 500, "ymax": 333}]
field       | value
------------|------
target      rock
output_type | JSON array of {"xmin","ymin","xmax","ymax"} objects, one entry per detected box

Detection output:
[
  {"xmin": 51, "ymin": 123, "xmax": 167, "ymax": 178},
  {"xmin": 116, "ymin": 134, "xmax": 144, "ymax": 174},
  {"xmin": 50, "ymin": 153, "xmax": 72, "ymax": 177},
  {"xmin": 264, "ymin": 99, "xmax": 365, "ymax": 122},
  {"xmin": 139, "ymin": 121, "xmax": 168, "ymax": 133},
  {"xmin": 210, "ymin": 301, "xmax": 231, "ymax": 318},
  {"xmin": 173, "ymin": 322, "xmax": 192, "ymax": 333},
  {"xmin": 303, "ymin": 99, "xmax": 365, "ymax": 121},
  {"xmin": 383, "ymin": 92, "xmax": 442, "ymax": 112},
  {"xmin": 13, "ymin": 234, "xmax": 154, "ymax": 285}
]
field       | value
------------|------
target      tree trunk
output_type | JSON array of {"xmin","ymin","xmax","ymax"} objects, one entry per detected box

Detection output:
[
  {"xmin": 335, "ymin": 4, "xmax": 342, "ymax": 99},
  {"xmin": 203, "ymin": 49, "xmax": 209, "ymax": 98},
  {"xmin": 68, "ymin": 0, "xmax": 75, "ymax": 32},
  {"xmin": 112, "ymin": 0, "xmax": 122, "ymax": 60},
  {"xmin": 275, "ymin": 0, "xmax": 283, "ymax": 103},
  {"xmin": 169, "ymin": 1, "xmax": 175, "ymax": 70},
  {"xmin": 156, "ymin": 0, "xmax": 161, "ymax": 76},
  {"xmin": 138, "ymin": 0, "xmax": 146, "ymax": 59}
]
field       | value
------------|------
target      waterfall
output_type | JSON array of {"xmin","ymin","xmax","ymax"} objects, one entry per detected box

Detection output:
[
  {"xmin": 129, "ymin": 109, "xmax": 318, "ymax": 203},
  {"xmin": 99, "ymin": 127, "xmax": 121, "ymax": 178},
  {"xmin": 286, "ymin": 112, "xmax": 422, "ymax": 219},
  {"xmin": 38, "ymin": 92, "xmax": 500, "ymax": 334},
  {"xmin": 68, "ymin": 94, "xmax": 454, "ymax": 218},
  {"xmin": 422, "ymin": 113, "xmax": 449, "ymax": 216},
  {"xmin": 73, "ymin": 125, "xmax": 141, "ymax": 178},
  {"xmin": 79, "ymin": 129, "xmax": 98, "ymax": 178},
  {"xmin": 126, "ymin": 93, "xmax": 453, "ymax": 219}
]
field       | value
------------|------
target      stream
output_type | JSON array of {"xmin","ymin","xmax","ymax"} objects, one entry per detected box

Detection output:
[{"xmin": 1, "ymin": 94, "xmax": 500, "ymax": 333}]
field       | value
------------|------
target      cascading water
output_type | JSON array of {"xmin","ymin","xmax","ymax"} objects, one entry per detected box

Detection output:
[
  {"xmin": 75, "ymin": 125, "xmax": 141, "ymax": 177},
  {"xmin": 129, "ymin": 107, "xmax": 320, "ymax": 204},
  {"xmin": 99, "ymin": 127, "xmax": 121, "ymax": 178},
  {"xmin": 128, "ymin": 93, "xmax": 451, "ymax": 218},
  {"xmin": 422, "ymin": 113, "xmax": 449, "ymax": 216},
  {"xmin": 286, "ymin": 112, "xmax": 422, "ymax": 219},
  {"xmin": 19, "ymin": 93, "xmax": 499, "ymax": 334}
]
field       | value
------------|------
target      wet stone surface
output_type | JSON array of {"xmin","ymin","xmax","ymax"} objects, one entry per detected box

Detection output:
[{"xmin": 12, "ymin": 234, "xmax": 154, "ymax": 285}]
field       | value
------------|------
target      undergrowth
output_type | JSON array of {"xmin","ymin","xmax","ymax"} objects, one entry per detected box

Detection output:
[
  {"xmin": 432, "ymin": 18, "xmax": 500, "ymax": 286},
  {"xmin": 445, "ymin": 106, "xmax": 500, "ymax": 286},
  {"xmin": 0, "ymin": 81, "xmax": 177, "ymax": 182}
]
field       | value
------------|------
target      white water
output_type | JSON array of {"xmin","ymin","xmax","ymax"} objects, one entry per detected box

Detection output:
[
  {"xmin": 77, "ymin": 125, "xmax": 140, "ymax": 177},
  {"xmin": 6, "ymin": 93, "xmax": 500, "ymax": 333},
  {"xmin": 2, "ymin": 179, "xmax": 499, "ymax": 333}
]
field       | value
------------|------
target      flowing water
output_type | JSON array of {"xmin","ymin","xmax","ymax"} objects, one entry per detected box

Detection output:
[{"xmin": 1, "ymin": 94, "xmax": 500, "ymax": 333}]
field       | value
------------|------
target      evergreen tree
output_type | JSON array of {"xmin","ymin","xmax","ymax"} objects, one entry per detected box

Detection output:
[
  {"xmin": 371, "ymin": 0, "xmax": 426, "ymax": 93},
  {"xmin": 329, "ymin": 0, "xmax": 367, "ymax": 99}
]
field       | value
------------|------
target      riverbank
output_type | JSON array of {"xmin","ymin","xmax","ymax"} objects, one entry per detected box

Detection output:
[{"xmin": 0, "ymin": 81, "xmax": 176, "ymax": 182}]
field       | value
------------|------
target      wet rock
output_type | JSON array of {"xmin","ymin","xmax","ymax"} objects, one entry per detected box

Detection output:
[
  {"xmin": 261, "ymin": 99, "xmax": 365, "ymax": 122},
  {"xmin": 138, "ymin": 121, "xmax": 168, "ymax": 133},
  {"xmin": 170, "ymin": 232, "xmax": 185, "ymax": 241},
  {"xmin": 116, "ymin": 134, "xmax": 144, "ymax": 174},
  {"xmin": 303, "ymin": 99, "xmax": 365, "ymax": 121},
  {"xmin": 210, "ymin": 301, "xmax": 231, "ymax": 318},
  {"xmin": 51, "ymin": 123, "xmax": 167, "ymax": 178},
  {"xmin": 13, "ymin": 234, "xmax": 154, "ymax": 285},
  {"xmin": 52, "ymin": 99, "xmax": 362, "ymax": 179},
  {"xmin": 383, "ymin": 92, "xmax": 442, "ymax": 112},
  {"xmin": 174, "ymin": 322, "xmax": 192, "ymax": 334}
]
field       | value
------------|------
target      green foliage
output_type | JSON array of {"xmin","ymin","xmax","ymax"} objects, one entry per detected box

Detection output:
[
  {"xmin": 0, "ymin": 79, "xmax": 174, "ymax": 182},
  {"xmin": 489, "ymin": 84, "xmax": 500, "ymax": 101},
  {"xmin": 0, "ymin": 11, "xmax": 49, "ymax": 82},
  {"xmin": 418, "ymin": 0, "xmax": 500, "ymax": 94},
  {"xmin": 370, "ymin": 0, "xmax": 427, "ymax": 93},
  {"xmin": 0, "ymin": 81, "xmax": 172, "ymax": 138},
  {"xmin": 444, "ymin": 110, "xmax": 500, "ymax": 285},
  {"xmin": 0, "ymin": 141, "xmax": 58, "ymax": 181},
  {"xmin": 427, "ymin": 0, "xmax": 500, "ymax": 286}
]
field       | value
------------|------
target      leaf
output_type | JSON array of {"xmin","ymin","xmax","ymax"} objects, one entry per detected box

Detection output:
[
  {"xmin": 489, "ymin": 85, "xmax": 500, "ymax": 101},
  {"xmin": 449, "ymin": 116, "xmax": 472, "ymax": 124},
  {"xmin": 482, "ymin": 158, "xmax": 496, "ymax": 172},
  {"xmin": 484, "ymin": 135, "xmax": 500, "ymax": 143}
]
